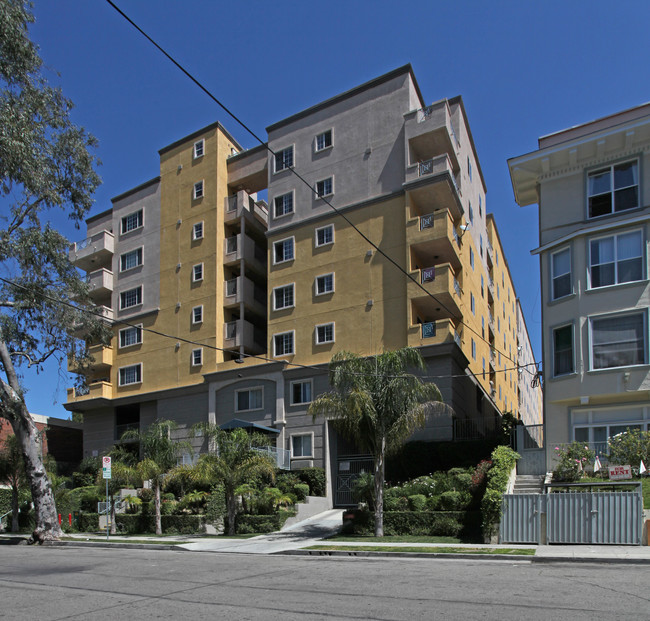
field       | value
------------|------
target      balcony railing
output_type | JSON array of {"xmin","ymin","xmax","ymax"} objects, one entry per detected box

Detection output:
[
  {"xmin": 421, "ymin": 321, "xmax": 436, "ymax": 339},
  {"xmin": 226, "ymin": 278, "xmax": 238, "ymax": 297},
  {"xmin": 419, "ymin": 213, "xmax": 435, "ymax": 230},
  {"xmin": 225, "ymin": 321, "xmax": 238, "ymax": 340},
  {"xmin": 453, "ymin": 277, "xmax": 461, "ymax": 297},
  {"xmin": 252, "ymin": 446, "xmax": 290, "ymax": 470},
  {"xmin": 421, "ymin": 266, "xmax": 435, "ymax": 283},
  {"xmin": 226, "ymin": 236, "xmax": 238, "ymax": 254},
  {"xmin": 415, "ymin": 102, "xmax": 460, "ymax": 147}
]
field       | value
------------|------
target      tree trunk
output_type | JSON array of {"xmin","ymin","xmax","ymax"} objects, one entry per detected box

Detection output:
[
  {"xmin": 154, "ymin": 482, "xmax": 162, "ymax": 536},
  {"xmin": 226, "ymin": 491, "xmax": 237, "ymax": 536},
  {"xmin": 11, "ymin": 484, "xmax": 19, "ymax": 533},
  {"xmin": 110, "ymin": 493, "xmax": 117, "ymax": 535},
  {"xmin": 374, "ymin": 438, "xmax": 385, "ymax": 537}
]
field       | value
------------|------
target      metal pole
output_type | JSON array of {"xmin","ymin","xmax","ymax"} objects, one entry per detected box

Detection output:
[{"xmin": 105, "ymin": 479, "xmax": 109, "ymax": 541}]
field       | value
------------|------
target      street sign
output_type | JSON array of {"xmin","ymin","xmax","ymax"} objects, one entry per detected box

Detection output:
[{"xmin": 102, "ymin": 456, "xmax": 112, "ymax": 480}]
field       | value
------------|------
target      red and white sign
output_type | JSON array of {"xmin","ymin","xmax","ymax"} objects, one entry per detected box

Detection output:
[
  {"xmin": 608, "ymin": 465, "xmax": 632, "ymax": 480},
  {"xmin": 102, "ymin": 456, "xmax": 112, "ymax": 479}
]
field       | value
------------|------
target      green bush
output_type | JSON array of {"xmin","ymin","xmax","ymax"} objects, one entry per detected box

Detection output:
[
  {"xmin": 77, "ymin": 513, "xmax": 205, "ymax": 534},
  {"xmin": 407, "ymin": 494, "xmax": 426, "ymax": 511},
  {"xmin": 425, "ymin": 496, "xmax": 440, "ymax": 511},
  {"xmin": 481, "ymin": 445, "xmax": 519, "ymax": 538},
  {"xmin": 552, "ymin": 442, "xmax": 595, "ymax": 482},
  {"xmin": 400, "ymin": 475, "xmax": 437, "ymax": 497},
  {"xmin": 78, "ymin": 513, "xmax": 99, "ymax": 532},
  {"xmin": 296, "ymin": 467, "xmax": 326, "ymax": 497},
  {"xmin": 0, "ymin": 488, "xmax": 12, "ymax": 516},
  {"xmin": 608, "ymin": 429, "xmax": 650, "ymax": 470},
  {"xmin": 276, "ymin": 472, "xmax": 302, "ymax": 494},
  {"xmin": 385, "ymin": 494, "xmax": 408, "ymax": 511},
  {"xmin": 236, "ymin": 510, "xmax": 294, "ymax": 534},
  {"xmin": 438, "ymin": 490, "xmax": 468, "ymax": 511},
  {"xmin": 205, "ymin": 485, "xmax": 226, "ymax": 524},
  {"xmin": 71, "ymin": 456, "xmax": 102, "ymax": 488},
  {"xmin": 343, "ymin": 509, "xmax": 474, "ymax": 538},
  {"xmin": 294, "ymin": 483, "xmax": 310, "ymax": 502}
]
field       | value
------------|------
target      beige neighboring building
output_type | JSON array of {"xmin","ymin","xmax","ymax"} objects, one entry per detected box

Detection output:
[{"xmin": 509, "ymin": 103, "xmax": 650, "ymax": 465}]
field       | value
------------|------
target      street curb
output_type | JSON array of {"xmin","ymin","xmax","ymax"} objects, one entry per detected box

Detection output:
[
  {"xmin": 43, "ymin": 540, "xmax": 184, "ymax": 552},
  {"xmin": 279, "ymin": 549, "xmax": 533, "ymax": 562},
  {"xmin": 531, "ymin": 555, "xmax": 650, "ymax": 565}
]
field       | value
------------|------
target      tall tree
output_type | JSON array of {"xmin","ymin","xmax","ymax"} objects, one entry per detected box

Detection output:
[
  {"xmin": 309, "ymin": 348, "xmax": 442, "ymax": 536},
  {"xmin": 121, "ymin": 420, "xmax": 190, "ymax": 536},
  {"xmin": 0, "ymin": 434, "xmax": 26, "ymax": 532},
  {"xmin": 0, "ymin": 0, "xmax": 105, "ymax": 542}
]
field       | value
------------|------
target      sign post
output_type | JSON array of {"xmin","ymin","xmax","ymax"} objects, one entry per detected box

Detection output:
[{"xmin": 102, "ymin": 457, "xmax": 112, "ymax": 540}]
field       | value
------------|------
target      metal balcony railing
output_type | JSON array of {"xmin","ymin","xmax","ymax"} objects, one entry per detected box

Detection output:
[
  {"xmin": 421, "ymin": 321, "xmax": 436, "ymax": 339},
  {"xmin": 420, "ymin": 213, "xmax": 435, "ymax": 230}
]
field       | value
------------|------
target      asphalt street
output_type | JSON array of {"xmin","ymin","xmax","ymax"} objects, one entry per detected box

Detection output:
[{"xmin": 1, "ymin": 546, "xmax": 649, "ymax": 620}]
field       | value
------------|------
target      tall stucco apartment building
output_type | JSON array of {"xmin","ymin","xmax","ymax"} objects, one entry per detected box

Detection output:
[
  {"xmin": 510, "ymin": 103, "xmax": 650, "ymax": 466},
  {"xmin": 67, "ymin": 66, "xmax": 540, "ymax": 503}
]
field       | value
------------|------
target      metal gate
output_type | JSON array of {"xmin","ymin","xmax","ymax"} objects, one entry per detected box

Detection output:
[
  {"xmin": 513, "ymin": 425, "xmax": 546, "ymax": 475},
  {"xmin": 500, "ymin": 494, "xmax": 543, "ymax": 543},
  {"xmin": 335, "ymin": 455, "xmax": 373, "ymax": 506},
  {"xmin": 547, "ymin": 491, "xmax": 643, "ymax": 545}
]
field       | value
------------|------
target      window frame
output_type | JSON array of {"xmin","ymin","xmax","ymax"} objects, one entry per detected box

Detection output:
[
  {"xmin": 274, "ymin": 145, "xmax": 294, "ymax": 173},
  {"xmin": 192, "ymin": 221, "xmax": 204, "ymax": 240},
  {"xmin": 550, "ymin": 246, "xmax": 572, "ymax": 301},
  {"xmin": 315, "ymin": 129, "xmax": 333, "ymax": 152},
  {"xmin": 273, "ymin": 283, "xmax": 295, "ymax": 311},
  {"xmin": 193, "ymin": 180, "xmax": 204, "ymax": 200},
  {"xmin": 119, "ymin": 286, "xmax": 142, "ymax": 310},
  {"xmin": 315, "ymin": 322, "xmax": 335, "ymax": 345},
  {"xmin": 192, "ymin": 263, "xmax": 204, "ymax": 283},
  {"xmin": 193, "ymin": 139, "xmax": 204, "ymax": 159},
  {"xmin": 589, "ymin": 310, "xmax": 648, "ymax": 371},
  {"xmin": 315, "ymin": 224, "xmax": 334, "ymax": 247},
  {"xmin": 273, "ymin": 191, "xmax": 294, "ymax": 219},
  {"xmin": 273, "ymin": 236, "xmax": 295, "ymax": 265},
  {"xmin": 120, "ymin": 209, "xmax": 143, "ymax": 235},
  {"xmin": 192, "ymin": 305, "xmax": 203, "ymax": 324},
  {"xmin": 273, "ymin": 331, "xmax": 295, "ymax": 357},
  {"xmin": 315, "ymin": 176, "xmax": 334, "ymax": 199},
  {"xmin": 119, "ymin": 247, "xmax": 143, "ymax": 272},
  {"xmin": 234, "ymin": 386, "xmax": 264, "ymax": 413},
  {"xmin": 191, "ymin": 348, "xmax": 203, "ymax": 366},
  {"xmin": 586, "ymin": 159, "xmax": 640, "ymax": 219},
  {"xmin": 587, "ymin": 229, "xmax": 644, "ymax": 290},
  {"xmin": 118, "ymin": 325, "xmax": 142, "ymax": 349},
  {"xmin": 290, "ymin": 379, "xmax": 313, "ymax": 405},
  {"xmin": 552, "ymin": 322, "xmax": 575, "ymax": 377},
  {"xmin": 291, "ymin": 433, "xmax": 314, "ymax": 459},
  {"xmin": 118, "ymin": 363, "xmax": 142, "ymax": 387},
  {"xmin": 315, "ymin": 272, "xmax": 334, "ymax": 296}
]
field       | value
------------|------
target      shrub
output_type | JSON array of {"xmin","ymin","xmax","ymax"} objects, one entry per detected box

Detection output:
[
  {"xmin": 608, "ymin": 429, "xmax": 650, "ymax": 470},
  {"xmin": 480, "ymin": 445, "xmax": 519, "ymax": 538},
  {"xmin": 236, "ymin": 510, "xmax": 294, "ymax": 534},
  {"xmin": 296, "ymin": 467, "xmax": 326, "ymax": 497},
  {"xmin": 343, "ymin": 509, "xmax": 470, "ymax": 538},
  {"xmin": 276, "ymin": 472, "xmax": 302, "ymax": 495},
  {"xmin": 400, "ymin": 476, "xmax": 437, "ymax": 497},
  {"xmin": 352, "ymin": 472, "xmax": 375, "ymax": 509},
  {"xmin": 205, "ymin": 485, "xmax": 226, "ymax": 524},
  {"xmin": 294, "ymin": 484, "xmax": 310, "ymax": 502},
  {"xmin": 552, "ymin": 442, "xmax": 595, "ymax": 482},
  {"xmin": 0, "ymin": 488, "xmax": 11, "ymax": 516},
  {"xmin": 407, "ymin": 494, "xmax": 427, "ymax": 511},
  {"xmin": 78, "ymin": 513, "xmax": 99, "ymax": 532},
  {"xmin": 425, "ymin": 496, "xmax": 440, "ymax": 511},
  {"xmin": 385, "ymin": 494, "xmax": 408, "ymax": 511},
  {"xmin": 438, "ymin": 491, "xmax": 471, "ymax": 511}
]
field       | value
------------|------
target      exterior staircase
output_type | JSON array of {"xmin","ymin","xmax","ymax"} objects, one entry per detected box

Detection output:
[{"xmin": 512, "ymin": 475, "xmax": 544, "ymax": 494}]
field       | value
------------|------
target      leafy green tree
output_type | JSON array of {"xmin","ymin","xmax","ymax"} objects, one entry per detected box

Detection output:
[
  {"xmin": 121, "ymin": 420, "xmax": 190, "ymax": 535},
  {"xmin": 309, "ymin": 348, "xmax": 442, "ymax": 536},
  {"xmin": 0, "ymin": 0, "xmax": 107, "ymax": 541},
  {"xmin": 0, "ymin": 434, "xmax": 26, "ymax": 531},
  {"xmin": 608, "ymin": 429, "xmax": 650, "ymax": 471},
  {"xmin": 190, "ymin": 426, "xmax": 276, "ymax": 535}
]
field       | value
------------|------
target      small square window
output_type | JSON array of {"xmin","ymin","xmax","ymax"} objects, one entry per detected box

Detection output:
[
  {"xmin": 193, "ymin": 180, "xmax": 204, "ymax": 199},
  {"xmin": 273, "ymin": 237, "xmax": 294, "ymax": 264},
  {"xmin": 315, "ymin": 224, "xmax": 334, "ymax": 247},
  {"xmin": 315, "ymin": 130, "xmax": 332, "ymax": 152},
  {"xmin": 192, "ymin": 348, "xmax": 203, "ymax": 366},
  {"xmin": 316, "ymin": 177, "xmax": 333, "ymax": 198},
  {"xmin": 273, "ymin": 284, "xmax": 294, "ymax": 310},
  {"xmin": 192, "ymin": 264, "xmax": 203, "ymax": 282},
  {"xmin": 316, "ymin": 323, "xmax": 334, "ymax": 345},
  {"xmin": 120, "ymin": 286, "xmax": 142, "ymax": 310},
  {"xmin": 315, "ymin": 273, "xmax": 334, "ymax": 295},
  {"xmin": 274, "ymin": 192, "xmax": 294, "ymax": 218},
  {"xmin": 292, "ymin": 434, "xmax": 313, "ymax": 458},
  {"xmin": 121, "ymin": 210, "xmax": 143, "ymax": 234},
  {"xmin": 291, "ymin": 380, "xmax": 312, "ymax": 405},
  {"xmin": 192, "ymin": 306, "xmax": 203, "ymax": 324},
  {"xmin": 119, "ymin": 363, "xmax": 142, "ymax": 386},
  {"xmin": 193, "ymin": 139, "xmax": 204, "ymax": 159},
  {"xmin": 274, "ymin": 331, "xmax": 294, "ymax": 356},
  {"xmin": 193, "ymin": 222, "xmax": 204, "ymax": 240},
  {"xmin": 274, "ymin": 146, "xmax": 294, "ymax": 172},
  {"xmin": 120, "ymin": 247, "xmax": 143, "ymax": 272}
]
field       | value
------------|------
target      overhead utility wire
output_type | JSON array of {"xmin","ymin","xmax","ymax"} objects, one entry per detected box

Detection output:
[
  {"xmin": 104, "ymin": 0, "xmax": 537, "ymax": 376},
  {"xmin": 0, "ymin": 275, "xmax": 537, "ymax": 383}
]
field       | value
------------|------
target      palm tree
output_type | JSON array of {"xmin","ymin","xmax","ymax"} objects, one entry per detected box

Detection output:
[
  {"xmin": 309, "ymin": 348, "xmax": 442, "ymax": 536},
  {"xmin": 191, "ymin": 426, "xmax": 276, "ymax": 535},
  {"xmin": 0, "ymin": 435, "xmax": 26, "ymax": 532},
  {"xmin": 121, "ymin": 420, "xmax": 190, "ymax": 536}
]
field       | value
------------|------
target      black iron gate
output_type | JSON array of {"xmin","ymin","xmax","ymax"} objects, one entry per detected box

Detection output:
[{"xmin": 335, "ymin": 455, "xmax": 374, "ymax": 506}]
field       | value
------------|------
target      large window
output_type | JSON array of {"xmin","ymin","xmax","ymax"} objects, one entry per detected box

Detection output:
[
  {"xmin": 573, "ymin": 405, "xmax": 650, "ymax": 455},
  {"xmin": 588, "ymin": 160, "xmax": 639, "ymax": 218},
  {"xmin": 119, "ymin": 363, "xmax": 142, "ymax": 386},
  {"xmin": 120, "ymin": 286, "xmax": 142, "ymax": 310},
  {"xmin": 315, "ymin": 273, "xmax": 334, "ymax": 295},
  {"xmin": 274, "ymin": 331, "xmax": 294, "ymax": 356},
  {"xmin": 551, "ymin": 247, "xmax": 571, "ymax": 299},
  {"xmin": 235, "ymin": 387, "xmax": 263, "ymax": 412},
  {"xmin": 273, "ymin": 237, "xmax": 294, "ymax": 264},
  {"xmin": 274, "ymin": 146, "xmax": 294, "ymax": 172},
  {"xmin": 590, "ymin": 312, "xmax": 646, "ymax": 370},
  {"xmin": 120, "ymin": 247, "xmax": 143, "ymax": 272},
  {"xmin": 553, "ymin": 324, "xmax": 574, "ymax": 376},
  {"xmin": 291, "ymin": 380, "xmax": 312, "ymax": 405},
  {"xmin": 273, "ymin": 284, "xmax": 294, "ymax": 310},
  {"xmin": 119, "ymin": 325, "xmax": 142, "ymax": 348},
  {"xmin": 291, "ymin": 434, "xmax": 313, "ymax": 458},
  {"xmin": 121, "ymin": 210, "xmax": 143, "ymax": 234},
  {"xmin": 274, "ymin": 192, "xmax": 294, "ymax": 218},
  {"xmin": 589, "ymin": 230, "xmax": 643, "ymax": 288}
]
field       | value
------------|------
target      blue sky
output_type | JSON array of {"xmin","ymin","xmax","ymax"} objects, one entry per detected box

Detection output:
[{"xmin": 16, "ymin": 0, "xmax": 650, "ymax": 416}]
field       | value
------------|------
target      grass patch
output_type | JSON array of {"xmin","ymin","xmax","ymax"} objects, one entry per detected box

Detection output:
[
  {"xmin": 328, "ymin": 535, "xmax": 462, "ymax": 544},
  {"xmin": 305, "ymin": 545, "xmax": 535, "ymax": 555},
  {"xmin": 61, "ymin": 537, "xmax": 186, "ymax": 545}
]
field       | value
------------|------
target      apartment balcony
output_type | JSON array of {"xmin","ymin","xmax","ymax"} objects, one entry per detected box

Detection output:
[
  {"xmin": 69, "ymin": 230, "xmax": 114, "ymax": 272},
  {"xmin": 226, "ymin": 143, "xmax": 268, "ymax": 193},
  {"xmin": 223, "ymin": 319, "xmax": 265, "ymax": 355},
  {"xmin": 224, "ymin": 190, "xmax": 269, "ymax": 227},
  {"xmin": 87, "ymin": 268, "xmax": 113, "ymax": 298},
  {"xmin": 404, "ymin": 100, "xmax": 460, "ymax": 172},
  {"xmin": 487, "ymin": 310, "xmax": 495, "ymax": 336},
  {"xmin": 486, "ymin": 276, "xmax": 495, "ymax": 303},
  {"xmin": 408, "ymin": 262, "xmax": 462, "ymax": 320},
  {"xmin": 67, "ymin": 344, "xmax": 113, "ymax": 374},
  {"xmin": 223, "ymin": 234, "xmax": 266, "ymax": 276},
  {"xmin": 407, "ymin": 209, "xmax": 462, "ymax": 272},
  {"xmin": 403, "ymin": 153, "xmax": 463, "ymax": 222},
  {"xmin": 407, "ymin": 317, "xmax": 462, "ymax": 349},
  {"xmin": 223, "ymin": 276, "xmax": 266, "ymax": 316},
  {"xmin": 486, "ymin": 239, "xmax": 494, "ymax": 267},
  {"xmin": 70, "ymin": 305, "xmax": 114, "ymax": 338},
  {"xmin": 66, "ymin": 380, "xmax": 112, "ymax": 404}
]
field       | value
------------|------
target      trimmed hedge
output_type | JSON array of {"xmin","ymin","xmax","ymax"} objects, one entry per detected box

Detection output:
[
  {"xmin": 480, "ymin": 445, "xmax": 520, "ymax": 538},
  {"xmin": 296, "ymin": 467, "xmax": 326, "ymax": 497},
  {"xmin": 0, "ymin": 488, "xmax": 11, "ymax": 516},
  {"xmin": 236, "ymin": 510, "xmax": 294, "ymax": 535},
  {"xmin": 77, "ymin": 513, "xmax": 205, "ymax": 534}
]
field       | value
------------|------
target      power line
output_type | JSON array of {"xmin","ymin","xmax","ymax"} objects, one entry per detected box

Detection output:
[{"xmin": 103, "ymin": 0, "xmax": 538, "ymax": 377}]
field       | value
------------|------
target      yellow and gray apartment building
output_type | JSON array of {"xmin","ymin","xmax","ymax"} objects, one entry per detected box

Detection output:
[{"xmin": 66, "ymin": 65, "xmax": 541, "ymax": 503}]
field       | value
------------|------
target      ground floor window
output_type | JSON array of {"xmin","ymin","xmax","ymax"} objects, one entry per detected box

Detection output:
[{"xmin": 291, "ymin": 434, "xmax": 313, "ymax": 458}]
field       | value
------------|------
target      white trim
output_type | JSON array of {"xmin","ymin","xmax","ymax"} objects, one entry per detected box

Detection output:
[
  {"xmin": 193, "ymin": 180, "xmax": 204, "ymax": 200},
  {"xmin": 290, "ymin": 432, "xmax": 314, "ymax": 459},
  {"xmin": 191, "ymin": 348, "xmax": 203, "ymax": 366},
  {"xmin": 290, "ymin": 379, "xmax": 313, "ymax": 405},
  {"xmin": 273, "ymin": 190, "xmax": 294, "ymax": 219},
  {"xmin": 234, "ymin": 386, "xmax": 264, "ymax": 413},
  {"xmin": 193, "ymin": 139, "xmax": 204, "ymax": 159},
  {"xmin": 118, "ymin": 363, "xmax": 142, "ymax": 386},
  {"xmin": 192, "ymin": 263, "xmax": 204, "ymax": 282},
  {"xmin": 120, "ymin": 209, "xmax": 143, "ymax": 235},
  {"xmin": 315, "ymin": 223, "xmax": 334, "ymax": 247},
  {"xmin": 192, "ymin": 221, "xmax": 204, "ymax": 240},
  {"xmin": 119, "ymin": 246, "xmax": 144, "ymax": 272},
  {"xmin": 588, "ymin": 308, "xmax": 648, "ymax": 371},
  {"xmin": 552, "ymin": 322, "xmax": 575, "ymax": 378},
  {"xmin": 315, "ymin": 322, "xmax": 335, "ymax": 345},
  {"xmin": 272, "ymin": 236, "xmax": 295, "ymax": 265},
  {"xmin": 192, "ymin": 305, "xmax": 203, "ymax": 324},
  {"xmin": 272, "ymin": 283, "xmax": 295, "ymax": 311},
  {"xmin": 273, "ymin": 330, "xmax": 295, "ymax": 357},
  {"xmin": 315, "ymin": 272, "xmax": 334, "ymax": 296},
  {"xmin": 273, "ymin": 144, "xmax": 295, "ymax": 174},
  {"xmin": 315, "ymin": 176, "xmax": 334, "ymax": 199},
  {"xmin": 586, "ymin": 158, "xmax": 639, "ymax": 220},
  {"xmin": 550, "ymin": 246, "xmax": 572, "ymax": 300},
  {"xmin": 118, "ymin": 324, "xmax": 143, "ymax": 349},
  {"xmin": 587, "ymin": 227, "xmax": 644, "ymax": 290},
  {"xmin": 119, "ymin": 286, "xmax": 143, "ymax": 310},
  {"xmin": 315, "ymin": 129, "xmax": 333, "ymax": 153}
]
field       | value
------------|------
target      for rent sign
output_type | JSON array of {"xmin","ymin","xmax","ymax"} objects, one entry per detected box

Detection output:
[{"xmin": 608, "ymin": 465, "xmax": 632, "ymax": 480}]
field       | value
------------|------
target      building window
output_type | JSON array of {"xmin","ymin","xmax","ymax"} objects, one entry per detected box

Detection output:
[
  {"xmin": 479, "ymin": 235, "xmax": 483, "ymax": 258},
  {"xmin": 316, "ymin": 177, "xmax": 333, "ymax": 198},
  {"xmin": 468, "ymin": 202, "xmax": 473, "ymax": 224},
  {"xmin": 192, "ymin": 263, "xmax": 203, "ymax": 282},
  {"xmin": 551, "ymin": 247, "xmax": 571, "ymax": 300},
  {"xmin": 470, "ymin": 293, "xmax": 475, "ymax": 315},
  {"xmin": 120, "ymin": 286, "xmax": 142, "ymax": 310},
  {"xmin": 191, "ymin": 348, "xmax": 203, "ymax": 366},
  {"xmin": 471, "ymin": 338, "xmax": 476, "ymax": 360},
  {"xmin": 316, "ymin": 323, "xmax": 335, "ymax": 345},
  {"xmin": 120, "ymin": 247, "xmax": 143, "ymax": 272},
  {"xmin": 273, "ymin": 284, "xmax": 294, "ymax": 310},
  {"xmin": 481, "ymin": 274, "xmax": 484, "ymax": 298},
  {"xmin": 273, "ymin": 237, "xmax": 294, "ymax": 264},
  {"xmin": 315, "ymin": 273, "xmax": 334, "ymax": 295},
  {"xmin": 479, "ymin": 195, "xmax": 482, "ymax": 218},
  {"xmin": 192, "ymin": 221, "xmax": 204, "ymax": 240},
  {"xmin": 590, "ymin": 312, "xmax": 646, "ymax": 370},
  {"xmin": 119, "ymin": 325, "xmax": 142, "ymax": 348},
  {"xmin": 192, "ymin": 305, "xmax": 203, "ymax": 324},
  {"xmin": 588, "ymin": 160, "xmax": 638, "ymax": 218},
  {"xmin": 589, "ymin": 230, "xmax": 643, "ymax": 289},
  {"xmin": 468, "ymin": 156, "xmax": 472, "ymax": 181},
  {"xmin": 274, "ymin": 331, "xmax": 294, "ymax": 357},
  {"xmin": 291, "ymin": 434, "xmax": 313, "ymax": 458},
  {"xmin": 470, "ymin": 247, "xmax": 474, "ymax": 269},
  {"xmin": 274, "ymin": 192, "xmax": 294, "ymax": 218},
  {"xmin": 193, "ymin": 139, "xmax": 204, "ymax": 159},
  {"xmin": 235, "ymin": 387, "xmax": 263, "ymax": 412},
  {"xmin": 193, "ymin": 180, "xmax": 204, "ymax": 199},
  {"xmin": 274, "ymin": 146, "xmax": 294, "ymax": 172},
  {"xmin": 119, "ymin": 363, "xmax": 142, "ymax": 386},
  {"xmin": 315, "ymin": 129, "xmax": 332, "ymax": 152},
  {"xmin": 315, "ymin": 224, "xmax": 334, "ymax": 247},
  {"xmin": 121, "ymin": 210, "xmax": 143, "ymax": 234},
  {"xmin": 553, "ymin": 324, "xmax": 574, "ymax": 377},
  {"xmin": 291, "ymin": 380, "xmax": 312, "ymax": 405}
]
